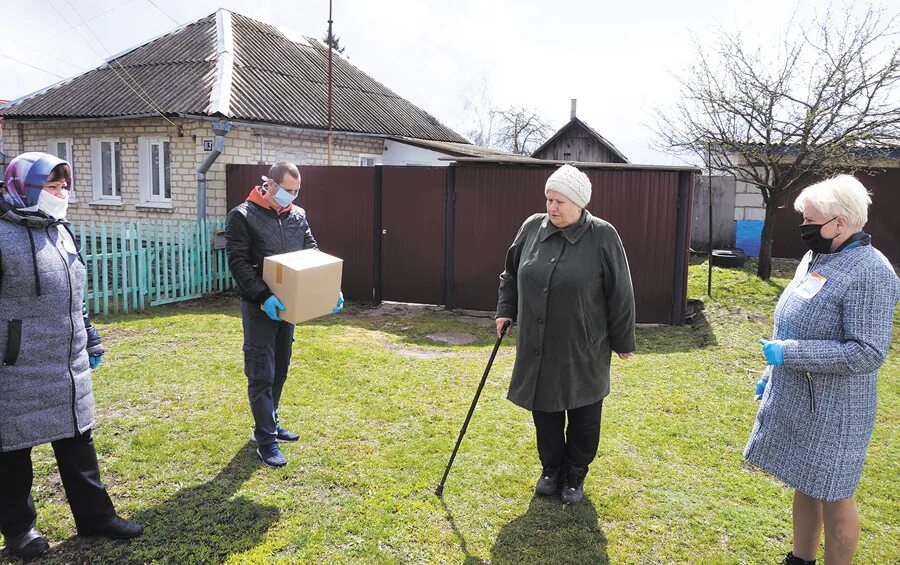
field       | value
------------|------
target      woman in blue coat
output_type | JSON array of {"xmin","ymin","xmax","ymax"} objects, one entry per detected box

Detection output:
[
  {"xmin": 0, "ymin": 153, "xmax": 143, "ymax": 560},
  {"xmin": 744, "ymin": 175, "xmax": 900, "ymax": 565}
]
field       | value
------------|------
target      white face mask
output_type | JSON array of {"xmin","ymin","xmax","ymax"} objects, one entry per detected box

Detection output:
[{"xmin": 37, "ymin": 189, "xmax": 69, "ymax": 219}]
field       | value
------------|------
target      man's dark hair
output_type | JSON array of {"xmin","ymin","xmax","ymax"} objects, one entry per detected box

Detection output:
[{"xmin": 268, "ymin": 161, "xmax": 300, "ymax": 184}]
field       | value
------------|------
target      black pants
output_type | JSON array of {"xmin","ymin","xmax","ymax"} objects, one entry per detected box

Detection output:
[
  {"xmin": 531, "ymin": 399, "xmax": 603, "ymax": 471},
  {"xmin": 241, "ymin": 298, "xmax": 295, "ymax": 447},
  {"xmin": 0, "ymin": 430, "xmax": 116, "ymax": 538}
]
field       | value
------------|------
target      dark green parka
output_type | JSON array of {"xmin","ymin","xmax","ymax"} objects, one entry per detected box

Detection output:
[{"xmin": 496, "ymin": 211, "xmax": 636, "ymax": 412}]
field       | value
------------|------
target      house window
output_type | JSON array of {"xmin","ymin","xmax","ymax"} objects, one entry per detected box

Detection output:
[
  {"xmin": 139, "ymin": 137, "xmax": 171, "ymax": 203},
  {"xmin": 47, "ymin": 138, "xmax": 73, "ymax": 163},
  {"xmin": 359, "ymin": 154, "xmax": 377, "ymax": 167},
  {"xmin": 47, "ymin": 138, "xmax": 76, "ymax": 200},
  {"xmin": 90, "ymin": 138, "xmax": 122, "ymax": 202}
]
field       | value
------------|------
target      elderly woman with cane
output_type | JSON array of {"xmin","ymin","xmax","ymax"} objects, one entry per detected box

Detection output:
[
  {"xmin": 744, "ymin": 175, "xmax": 899, "ymax": 565},
  {"xmin": 495, "ymin": 164, "xmax": 636, "ymax": 504},
  {"xmin": 0, "ymin": 153, "xmax": 143, "ymax": 560}
]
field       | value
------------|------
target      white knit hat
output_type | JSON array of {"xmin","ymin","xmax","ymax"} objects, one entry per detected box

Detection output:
[{"xmin": 544, "ymin": 164, "xmax": 591, "ymax": 208}]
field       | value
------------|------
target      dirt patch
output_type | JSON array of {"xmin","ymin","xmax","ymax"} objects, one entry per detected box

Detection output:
[
  {"xmin": 426, "ymin": 332, "xmax": 477, "ymax": 345},
  {"xmin": 371, "ymin": 333, "xmax": 452, "ymax": 359},
  {"xmin": 352, "ymin": 302, "xmax": 445, "ymax": 319}
]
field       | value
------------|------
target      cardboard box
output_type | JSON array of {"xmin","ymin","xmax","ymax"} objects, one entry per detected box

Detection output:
[{"xmin": 262, "ymin": 249, "xmax": 343, "ymax": 324}]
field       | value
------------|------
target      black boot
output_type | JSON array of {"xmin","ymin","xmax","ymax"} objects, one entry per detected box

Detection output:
[
  {"xmin": 4, "ymin": 526, "xmax": 49, "ymax": 560},
  {"xmin": 534, "ymin": 467, "xmax": 561, "ymax": 496},
  {"xmin": 780, "ymin": 551, "xmax": 816, "ymax": 565},
  {"xmin": 561, "ymin": 465, "xmax": 588, "ymax": 505},
  {"xmin": 77, "ymin": 515, "xmax": 144, "ymax": 539}
]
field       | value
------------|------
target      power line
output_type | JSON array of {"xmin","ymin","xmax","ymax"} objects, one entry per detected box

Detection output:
[
  {"xmin": 3, "ymin": 36, "xmax": 87, "ymax": 71},
  {"xmin": 52, "ymin": 0, "xmax": 136, "ymax": 36},
  {"xmin": 0, "ymin": 52, "xmax": 67, "ymax": 79},
  {"xmin": 145, "ymin": 0, "xmax": 181, "ymax": 27},
  {"xmin": 45, "ymin": 0, "xmax": 180, "ymax": 130}
]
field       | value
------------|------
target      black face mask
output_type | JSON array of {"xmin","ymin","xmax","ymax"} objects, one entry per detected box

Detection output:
[{"xmin": 799, "ymin": 216, "xmax": 839, "ymax": 254}]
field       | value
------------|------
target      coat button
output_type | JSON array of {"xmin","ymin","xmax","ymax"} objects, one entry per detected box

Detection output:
[
  {"xmin": 542, "ymin": 287, "xmax": 548, "ymax": 293},
  {"xmin": 533, "ymin": 348, "xmax": 540, "ymax": 356},
  {"xmin": 550, "ymin": 257, "xmax": 557, "ymax": 263},
  {"xmin": 537, "ymin": 318, "xmax": 544, "ymax": 324}
]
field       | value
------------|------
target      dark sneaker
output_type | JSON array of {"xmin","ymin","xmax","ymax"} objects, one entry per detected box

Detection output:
[
  {"xmin": 276, "ymin": 426, "xmax": 299, "ymax": 442},
  {"xmin": 561, "ymin": 465, "xmax": 588, "ymax": 505},
  {"xmin": 534, "ymin": 467, "xmax": 561, "ymax": 496},
  {"xmin": 780, "ymin": 552, "xmax": 816, "ymax": 565},
  {"xmin": 6, "ymin": 526, "xmax": 50, "ymax": 559},
  {"xmin": 257, "ymin": 444, "xmax": 287, "ymax": 467},
  {"xmin": 77, "ymin": 515, "xmax": 144, "ymax": 539}
]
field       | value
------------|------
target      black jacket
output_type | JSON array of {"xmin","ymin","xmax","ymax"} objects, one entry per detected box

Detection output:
[{"xmin": 225, "ymin": 200, "xmax": 318, "ymax": 304}]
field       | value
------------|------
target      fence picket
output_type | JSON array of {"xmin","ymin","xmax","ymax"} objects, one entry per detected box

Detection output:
[{"xmin": 70, "ymin": 218, "xmax": 233, "ymax": 314}]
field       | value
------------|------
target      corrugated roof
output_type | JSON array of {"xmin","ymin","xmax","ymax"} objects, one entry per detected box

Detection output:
[
  {"xmin": 388, "ymin": 136, "xmax": 522, "ymax": 159},
  {"xmin": 0, "ymin": 10, "xmax": 468, "ymax": 144}
]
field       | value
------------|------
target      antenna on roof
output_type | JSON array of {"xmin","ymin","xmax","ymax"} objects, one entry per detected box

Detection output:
[{"xmin": 327, "ymin": 0, "xmax": 334, "ymax": 165}]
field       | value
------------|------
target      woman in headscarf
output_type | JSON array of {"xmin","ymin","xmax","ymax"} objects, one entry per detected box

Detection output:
[{"xmin": 0, "ymin": 152, "xmax": 143, "ymax": 560}]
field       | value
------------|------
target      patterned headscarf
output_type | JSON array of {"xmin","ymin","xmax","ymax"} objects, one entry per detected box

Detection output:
[{"xmin": 2, "ymin": 152, "xmax": 71, "ymax": 209}]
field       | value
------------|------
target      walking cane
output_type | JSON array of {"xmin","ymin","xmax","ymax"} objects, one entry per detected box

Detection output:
[{"xmin": 435, "ymin": 320, "xmax": 511, "ymax": 497}]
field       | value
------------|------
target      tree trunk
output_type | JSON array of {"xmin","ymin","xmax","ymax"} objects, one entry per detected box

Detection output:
[{"xmin": 756, "ymin": 201, "xmax": 780, "ymax": 280}]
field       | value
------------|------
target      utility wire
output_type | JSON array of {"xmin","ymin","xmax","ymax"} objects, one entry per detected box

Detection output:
[
  {"xmin": 60, "ymin": 0, "xmax": 170, "ymax": 116},
  {"xmin": 0, "ymin": 52, "xmax": 67, "ymax": 79},
  {"xmin": 146, "ymin": 0, "xmax": 181, "ymax": 27},
  {"xmin": 3, "ymin": 36, "xmax": 87, "ymax": 71},
  {"xmin": 45, "ymin": 0, "xmax": 179, "ymax": 130}
]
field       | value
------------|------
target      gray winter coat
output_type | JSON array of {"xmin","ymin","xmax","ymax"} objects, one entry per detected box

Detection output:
[
  {"xmin": 744, "ymin": 238, "xmax": 900, "ymax": 501},
  {"xmin": 0, "ymin": 204, "xmax": 102, "ymax": 452},
  {"xmin": 496, "ymin": 211, "xmax": 636, "ymax": 412}
]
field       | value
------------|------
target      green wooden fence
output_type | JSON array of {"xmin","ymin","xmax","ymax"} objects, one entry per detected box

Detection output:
[{"xmin": 74, "ymin": 219, "xmax": 234, "ymax": 315}]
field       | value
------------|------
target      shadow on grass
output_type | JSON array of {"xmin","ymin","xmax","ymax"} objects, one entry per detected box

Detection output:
[
  {"xmin": 43, "ymin": 442, "xmax": 278, "ymax": 563},
  {"xmin": 635, "ymin": 301, "xmax": 718, "ymax": 353},
  {"xmin": 490, "ymin": 496, "xmax": 608, "ymax": 564},
  {"xmin": 439, "ymin": 497, "xmax": 488, "ymax": 565}
]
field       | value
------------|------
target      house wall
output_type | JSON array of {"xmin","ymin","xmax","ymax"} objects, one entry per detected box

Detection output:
[
  {"xmin": 1, "ymin": 117, "xmax": 385, "ymax": 222},
  {"xmin": 531, "ymin": 122, "xmax": 627, "ymax": 163},
  {"xmin": 381, "ymin": 139, "xmax": 452, "ymax": 166}
]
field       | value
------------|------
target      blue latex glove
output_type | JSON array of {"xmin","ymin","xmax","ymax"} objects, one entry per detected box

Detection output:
[
  {"xmin": 262, "ymin": 295, "xmax": 285, "ymax": 321},
  {"xmin": 89, "ymin": 354, "xmax": 103, "ymax": 369},
  {"xmin": 759, "ymin": 339, "xmax": 785, "ymax": 366},
  {"xmin": 754, "ymin": 377, "xmax": 768, "ymax": 400},
  {"xmin": 332, "ymin": 291, "xmax": 344, "ymax": 315}
]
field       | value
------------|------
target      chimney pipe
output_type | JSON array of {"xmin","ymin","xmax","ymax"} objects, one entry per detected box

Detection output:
[{"xmin": 570, "ymin": 99, "xmax": 577, "ymax": 120}]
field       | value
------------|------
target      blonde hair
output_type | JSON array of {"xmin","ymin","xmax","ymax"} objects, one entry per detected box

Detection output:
[{"xmin": 793, "ymin": 175, "xmax": 871, "ymax": 231}]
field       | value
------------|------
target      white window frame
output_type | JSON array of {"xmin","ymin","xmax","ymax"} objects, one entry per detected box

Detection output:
[
  {"xmin": 359, "ymin": 154, "xmax": 378, "ymax": 167},
  {"xmin": 46, "ymin": 138, "xmax": 77, "ymax": 201},
  {"xmin": 90, "ymin": 138, "xmax": 122, "ymax": 203},
  {"xmin": 138, "ymin": 137, "xmax": 172, "ymax": 206}
]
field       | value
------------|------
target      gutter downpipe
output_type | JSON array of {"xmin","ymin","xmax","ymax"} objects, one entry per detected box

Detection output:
[{"xmin": 197, "ymin": 119, "xmax": 232, "ymax": 220}]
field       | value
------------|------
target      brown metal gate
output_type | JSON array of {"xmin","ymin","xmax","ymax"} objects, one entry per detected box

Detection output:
[
  {"xmin": 380, "ymin": 167, "xmax": 447, "ymax": 304},
  {"xmin": 451, "ymin": 164, "xmax": 691, "ymax": 324},
  {"xmin": 224, "ymin": 162, "xmax": 696, "ymax": 324}
]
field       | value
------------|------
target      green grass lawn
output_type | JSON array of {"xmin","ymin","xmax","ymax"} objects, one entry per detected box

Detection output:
[{"xmin": 4, "ymin": 260, "xmax": 898, "ymax": 564}]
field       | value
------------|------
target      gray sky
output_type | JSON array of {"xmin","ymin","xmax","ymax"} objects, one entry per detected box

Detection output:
[{"xmin": 1, "ymin": 0, "xmax": 895, "ymax": 165}]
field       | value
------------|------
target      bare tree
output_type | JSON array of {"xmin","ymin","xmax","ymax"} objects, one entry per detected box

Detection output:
[
  {"xmin": 461, "ymin": 79, "xmax": 498, "ymax": 147},
  {"xmin": 461, "ymin": 80, "xmax": 553, "ymax": 154},
  {"xmin": 496, "ymin": 107, "xmax": 554, "ymax": 155},
  {"xmin": 654, "ymin": 4, "xmax": 900, "ymax": 279}
]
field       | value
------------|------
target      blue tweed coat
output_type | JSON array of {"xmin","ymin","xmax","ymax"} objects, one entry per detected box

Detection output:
[{"xmin": 744, "ymin": 239, "xmax": 900, "ymax": 501}]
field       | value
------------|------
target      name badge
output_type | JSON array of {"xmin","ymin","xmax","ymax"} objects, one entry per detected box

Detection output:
[{"xmin": 795, "ymin": 271, "xmax": 826, "ymax": 299}]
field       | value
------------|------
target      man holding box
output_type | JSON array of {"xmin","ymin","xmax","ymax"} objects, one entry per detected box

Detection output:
[{"xmin": 225, "ymin": 161, "xmax": 317, "ymax": 467}]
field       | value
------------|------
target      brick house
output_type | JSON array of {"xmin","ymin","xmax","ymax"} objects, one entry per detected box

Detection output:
[{"xmin": 0, "ymin": 9, "xmax": 491, "ymax": 222}]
